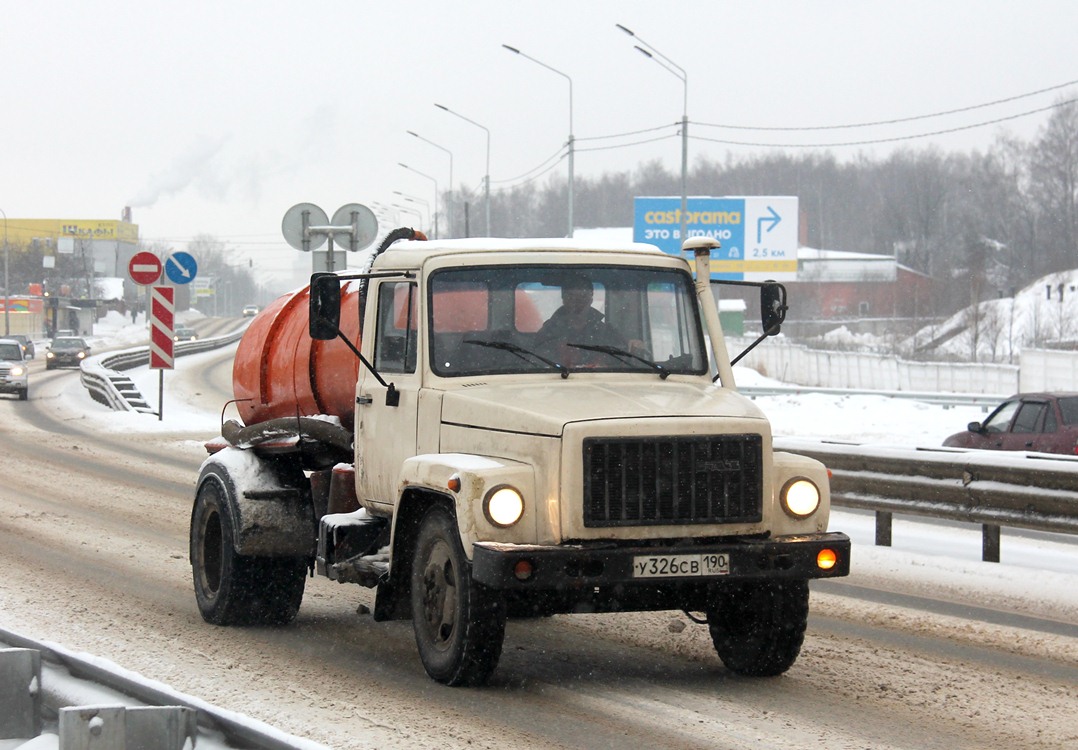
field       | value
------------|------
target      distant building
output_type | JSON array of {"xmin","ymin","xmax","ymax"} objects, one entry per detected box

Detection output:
[{"xmin": 789, "ymin": 247, "xmax": 936, "ymax": 321}]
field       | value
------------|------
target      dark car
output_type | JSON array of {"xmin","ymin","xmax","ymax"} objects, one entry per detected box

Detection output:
[
  {"xmin": 9, "ymin": 334, "xmax": 35, "ymax": 359},
  {"xmin": 942, "ymin": 392, "xmax": 1078, "ymax": 455},
  {"xmin": 173, "ymin": 326, "xmax": 198, "ymax": 342},
  {"xmin": 46, "ymin": 336, "xmax": 92, "ymax": 370}
]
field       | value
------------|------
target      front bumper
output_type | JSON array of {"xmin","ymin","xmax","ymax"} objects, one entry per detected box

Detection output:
[
  {"xmin": 0, "ymin": 379, "xmax": 27, "ymax": 394},
  {"xmin": 472, "ymin": 531, "xmax": 850, "ymax": 591}
]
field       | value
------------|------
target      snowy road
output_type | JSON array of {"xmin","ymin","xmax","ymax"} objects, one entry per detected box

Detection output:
[{"xmin": 1, "ymin": 331, "xmax": 1075, "ymax": 749}]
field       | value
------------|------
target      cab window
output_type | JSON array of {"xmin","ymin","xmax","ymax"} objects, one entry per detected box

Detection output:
[{"xmin": 374, "ymin": 282, "xmax": 417, "ymax": 373}]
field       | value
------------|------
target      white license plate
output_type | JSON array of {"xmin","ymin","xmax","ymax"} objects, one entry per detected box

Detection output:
[{"xmin": 632, "ymin": 553, "xmax": 730, "ymax": 579}]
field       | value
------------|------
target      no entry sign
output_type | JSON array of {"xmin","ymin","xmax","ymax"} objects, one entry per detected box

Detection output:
[{"xmin": 129, "ymin": 251, "xmax": 163, "ymax": 286}]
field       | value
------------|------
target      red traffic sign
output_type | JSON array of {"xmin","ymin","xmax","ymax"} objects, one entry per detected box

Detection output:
[{"xmin": 129, "ymin": 251, "xmax": 162, "ymax": 286}]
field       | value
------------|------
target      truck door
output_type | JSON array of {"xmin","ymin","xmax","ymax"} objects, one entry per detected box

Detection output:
[{"xmin": 357, "ymin": 279, "xmax": 420, "ymax": 512}]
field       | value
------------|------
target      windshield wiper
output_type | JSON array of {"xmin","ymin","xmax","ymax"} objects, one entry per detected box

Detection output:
[
  {"xmin": 568, "ymin": 343, "xmax": 669, "ymax": 379},
  {"xmin": 465, "ymin": 339, "xmax": 570, "ymax": 379}
]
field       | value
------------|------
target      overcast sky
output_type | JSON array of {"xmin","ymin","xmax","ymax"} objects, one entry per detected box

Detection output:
[{"xmin": 3, "ymin": 1, "xmax": 1076, "ymax": 291}]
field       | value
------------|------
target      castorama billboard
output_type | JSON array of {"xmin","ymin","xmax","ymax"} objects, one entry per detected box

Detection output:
[{"xmin": 633, "ymin": 196, "xmax": 798, "ymax": 280}]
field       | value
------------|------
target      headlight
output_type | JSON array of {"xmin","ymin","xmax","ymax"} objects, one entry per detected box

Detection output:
[
  {"xmin": 781, "ymin": 478, "xmax": 820, "ymax": 518},
  {"xmin": 10, "ymin": 365, "xmax": 25, "ymax": 377},
  {"xmin": 77, "ymin": 351, "xmax": 86, "ymax": 359},
  {"xmin": 484, "ymin": 485, "xmax": 524, "ymax": 527},
  {"xmin": 46, "ymin": 352, "xmax": 55, "ymax": 358}
]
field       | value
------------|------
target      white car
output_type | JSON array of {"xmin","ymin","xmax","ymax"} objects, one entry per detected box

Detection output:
[
  {"xmin": 0, "ymin": 338, "xmax": 29, "ymax": 401},
  {"xmin": 242, "ymin": 305, "xmax": 259, "ymax": 317}
]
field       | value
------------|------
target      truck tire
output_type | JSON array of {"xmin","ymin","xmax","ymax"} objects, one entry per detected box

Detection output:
[
  {"xmin": 706, "ymin": 579, "xmax": 809, "ymax": 676},
  {"xmin": 410, "ymin": 506, "xmax": 506, "ymax": 686},
  {"xmin": 19, "ymin": 387, "xmax": 28, "ymax": 401},
  {"xmin": 191, "ymin": 476, "xmax": 306, "ymax": 626}
]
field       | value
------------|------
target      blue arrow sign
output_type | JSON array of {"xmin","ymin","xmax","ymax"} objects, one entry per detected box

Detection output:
[
  {"xmin": 165, "ymin": 251, "xmax": 198, "ymax": 285},
  {"xmin": 756, "ymin": 205, "xmax": 781, "ymax": 243}
]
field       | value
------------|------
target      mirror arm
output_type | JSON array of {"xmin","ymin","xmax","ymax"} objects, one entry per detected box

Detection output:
[{"xmin": 334, "ymin": 330, "xmax": 393, "ymax": 391}]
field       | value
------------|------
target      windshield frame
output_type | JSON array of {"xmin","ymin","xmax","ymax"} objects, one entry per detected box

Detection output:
[{"xmin": 426, "ymin": 262, "xmax": 708, "ymax": 379}]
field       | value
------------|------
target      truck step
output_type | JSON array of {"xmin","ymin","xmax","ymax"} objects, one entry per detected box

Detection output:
[{"xmin": 316, "ymin": 510, "xmax": 389, "ymax": 586}]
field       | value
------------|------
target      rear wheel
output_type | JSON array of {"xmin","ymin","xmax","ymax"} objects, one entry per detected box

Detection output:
[
  {"xmin": 707, "ymin": 580, "xmax": 809, "ymax": 676},
  {"xmin": 410, "ymin": 506, "xmax": 506, "ymax": 686},
  {"xmin": 190, "ymin": 476, "xmax": 306, "ymax": 626}
]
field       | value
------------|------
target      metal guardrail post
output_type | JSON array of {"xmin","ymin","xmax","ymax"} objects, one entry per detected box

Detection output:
[
  {"xmin": 983, "ymin": 524, "xmax": 1001, "ymax": 563},
  {"xmin": 60, "ymin": 705, "xmax": 126, "ymax": 749},
  {"xmin": 875, "ymin": 511, "xmax": 893, "ymax": 547},
  {"xmin": 0, "ymin": 647, "xmax": 41, "ymax": 740}
]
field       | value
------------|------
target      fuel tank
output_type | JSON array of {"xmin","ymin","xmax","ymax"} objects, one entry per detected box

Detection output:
[{"xmin": 232, "ymin": 282, "xmax": 362, "ymax": 428}]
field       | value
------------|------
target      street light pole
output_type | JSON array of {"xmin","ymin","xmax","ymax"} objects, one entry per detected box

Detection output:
[
  {"xmin": 407, "ymin": 130, "xmax": 453, "ymax": 237},
  {"xmin": 1, "ymin": 207, "xmax": 9, "ymax": 336},
  {"xmin": 392, "ymin": 203, "xmax": 424, "ymax": 226},
  {"xmin": 435, "ymin": 103, "xmax": 491, "ymax": 236},
  {"xmin": 617, "ymin": 24, "xmax": 689, "ymax": 248},
  {"xmin": 393, "ymin": 191, "xmax": 430, "ymax": 233},
  {"xmin": 399, "ymin": 162, "xmax": 440, "ymax": 239},
  {"xmin": 503, "ymin": 44, "xmax": 574, "ymax": 238}
]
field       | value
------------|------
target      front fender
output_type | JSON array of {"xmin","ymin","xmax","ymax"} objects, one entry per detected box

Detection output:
[{"xmin": 398, "ymin": 453, "xmax": 537, "ymax": 557}]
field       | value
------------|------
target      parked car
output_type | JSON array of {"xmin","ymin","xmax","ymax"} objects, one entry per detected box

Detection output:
[
  {"xmin": 45, "ymin": 336, "xmax": 92, "ymax": 370},
  {"xmin": 173, "ymin": 326, "xmax": 198, "ymax": 342},
  {"xmin": 242, "ymin": 304, "xmax": 259, "ymax": 317},
  {"xmin": 9, "ymin": 334, "xmax": 35, "ymax": 359},
  {"xmin": 0, "ymin": 338, "xmax": 29, "ymax": 400},
  {"xmin": 942, "ymin": 392, "xmax": 1078, "ymax": 455}
]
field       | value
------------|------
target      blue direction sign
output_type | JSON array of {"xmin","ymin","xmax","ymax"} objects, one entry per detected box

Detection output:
[{"xmin": 165, "ymin": 251, "xmax": 198, "ymax": 285}]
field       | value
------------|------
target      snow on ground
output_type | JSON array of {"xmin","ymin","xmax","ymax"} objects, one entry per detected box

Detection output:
[{"xmin": 67, "ymin": 314, "xmax": 1078, "ymax": 621}]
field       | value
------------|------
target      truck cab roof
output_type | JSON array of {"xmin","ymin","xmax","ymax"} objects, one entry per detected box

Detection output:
[{"xmin": 369, "ymin": 238, "xmax": 668, "ymax": 272}]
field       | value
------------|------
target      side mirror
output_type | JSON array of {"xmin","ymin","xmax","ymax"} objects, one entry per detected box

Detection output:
[
  {"xmin": 760, "ymin": 282, "xmax": 787, "ymax": 335},
  {"xmin": 309, "ymin": 272, "xmax": 342, "ymax": 340},
  {"xmin": 967, "ymin": 421, "xmax": 984, "ymax": 433}
]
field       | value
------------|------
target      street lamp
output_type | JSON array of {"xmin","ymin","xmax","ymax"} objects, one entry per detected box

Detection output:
[
  {"xmin": 435, "ymin": 103, "xmax": 491, "ymax": 236},
  {"xmin": 399, "ymin": 162, "xmax": 440, "ymax": 239},
  {"xmin": 392, "ymin": 203, "xmax": 424, "ymax": 226},
  {"xmin": 393, "ymin": 191, "xmax": 430, "ymax": 232},
  {"xmin": 503, "ymin": 44, "xmax": 574, "ymax": 238},
  {"xmin": 1, "ymin": 207, "xmax": 8, "ymax": 336},
  {"xmin": 617, "ymin": 23, "xmax": 689, "ymax": 248},
  {"xmin": 407, "ymin": 130, "xmax": 453, "ymax": 236}
]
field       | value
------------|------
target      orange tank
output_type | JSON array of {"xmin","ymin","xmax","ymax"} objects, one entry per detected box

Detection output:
[{"xmin": 232, "ymin": 282, "xmax": 362, "ymax": 428}]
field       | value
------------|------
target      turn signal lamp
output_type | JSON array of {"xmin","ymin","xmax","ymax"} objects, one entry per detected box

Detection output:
[
  {"xmin": 817, "ymin": 549, "xmax": 838, "ymax": 570},
  {"xmin": 781, "ymin": 478, "xmax": 820, "ymax": 518},
  {"xmin": 484, "ymin": 486, "xmax": 525, "ymax": 527}
]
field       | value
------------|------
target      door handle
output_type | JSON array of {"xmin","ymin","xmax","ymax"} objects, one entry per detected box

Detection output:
[{"xmin": 356, "ymin": 395, "xmax": 373, "ymax": 406}]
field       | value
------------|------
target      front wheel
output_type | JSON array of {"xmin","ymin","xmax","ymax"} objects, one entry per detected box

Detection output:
[
  {"xmin": 190, "ymin": 475, "xmax": 306, "ymax": 626},
  {"xmin": 410, "ymin": 506, "xmax": 506, "ymax": 686},
  {"xmin": 707, "ymin": 580, "xmax": 809, "ymax": 676}
]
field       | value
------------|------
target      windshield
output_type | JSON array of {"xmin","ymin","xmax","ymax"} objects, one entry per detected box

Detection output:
[
  {"xmin": 52, "ymin": 338, "xmax": 86, "ymax": 350},
  {"xmin": 0, "ymin": 344, "xmax": 22, "ymax": 360},
  {"xmin": 428, "ymin": 264, "xmax": 707, "ymax": 378}
]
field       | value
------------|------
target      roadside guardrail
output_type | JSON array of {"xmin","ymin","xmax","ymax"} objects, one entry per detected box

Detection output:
[
  {"xmin": 776, "ymin": 437, "xmax": 1078, "ymax": 561},
  {"xmin": 80, "ymin": 329, "xmax": 245, "ymax": 414},
  {"xmin": 0, "ymin": 627, "xmax": 327, "ymax": 750}
]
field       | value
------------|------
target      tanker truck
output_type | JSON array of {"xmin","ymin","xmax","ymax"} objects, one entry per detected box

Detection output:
[{"xmin": 189, "ymin": 229, "xmax": 850, "ymax": 686}]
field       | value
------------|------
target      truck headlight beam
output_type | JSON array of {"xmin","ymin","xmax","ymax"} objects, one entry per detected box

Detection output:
[
  {"xmin": 781, "ymin": 478, "xmax": 820, "ymax": 518},
  {"xmin": 484, "ymin": 485, "xmax": 525, "ymax": 528}
]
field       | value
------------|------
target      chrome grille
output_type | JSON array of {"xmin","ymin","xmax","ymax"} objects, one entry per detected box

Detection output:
[{"xmin": 582, "ymin": 435, "xmax": 763, "ymax": 527}]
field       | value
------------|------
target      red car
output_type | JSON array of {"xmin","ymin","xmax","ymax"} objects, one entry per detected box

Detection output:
[{"xmin": 943, "ymin": 392, "xmax": 1078, "ymax": 455}]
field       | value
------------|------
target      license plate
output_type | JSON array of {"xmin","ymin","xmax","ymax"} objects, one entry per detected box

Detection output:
[{"xmin": 632, "ymin": 553, "xmax": 730, "ymax": 579}]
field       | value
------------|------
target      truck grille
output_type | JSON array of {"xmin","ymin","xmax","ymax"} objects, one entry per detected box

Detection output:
[{"xmin": 582, "ymin": 435, "xmax": 763, "ymax": 527}]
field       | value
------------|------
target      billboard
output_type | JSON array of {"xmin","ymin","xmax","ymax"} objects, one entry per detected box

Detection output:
[{"xmin": 633, "ymin": 196, "xmax": 799, "ymax": 280}]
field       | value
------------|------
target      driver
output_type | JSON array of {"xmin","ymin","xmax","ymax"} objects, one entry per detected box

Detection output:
[{"xmin": 535, "ymin": 277, "xmax": 642, "ymax": 366}]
